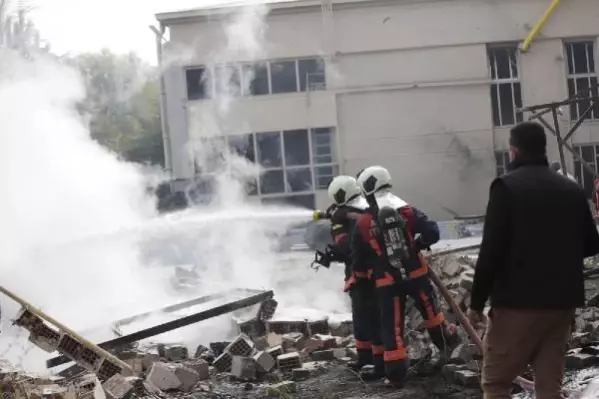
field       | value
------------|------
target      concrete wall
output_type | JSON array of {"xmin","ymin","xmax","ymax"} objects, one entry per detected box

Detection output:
[{"xmin": 161, "ymin": 0, "xmax": 599, "ymax": 218}]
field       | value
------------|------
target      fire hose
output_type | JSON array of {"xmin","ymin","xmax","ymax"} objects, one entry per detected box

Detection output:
[{"xmin": 426, "ymin": 246, "xmax": 535, "ymax": 392}]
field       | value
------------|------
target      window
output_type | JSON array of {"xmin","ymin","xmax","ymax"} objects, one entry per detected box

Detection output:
[
  {"xmin": 298, "ymin": 58, "xmax": 326, "ymax": 91},
  {"xmin": 192, "ymin": 127, "xmax": 338, "ymax": 207},
  {"xmin": 186, "ymin": 68, "xmax": 210, "ymax": 100},
  {"xmin": 242, "ymin": 63, "xmax": 269, "ymax": 96},
  {"xmin": 488, "ymin": 46, "xmax": 523, "ymax": 127},
  {"xmin": 185, "ymin": 57, "xmax": 326, "ymax": 99},
  {"xmin": 494, "ymin": 150, "xmax": 510, "ymax": 176},
  {"xmin": 573, "ymin": 144, "xmax": 598, "ymax": 198},
  {"xmin": 270, "ymin": 61, "xmax": 298, "ymax": 94},
  {"xmin": 565, "ymin": 41, "xmax": 599, "ymax": 120}
]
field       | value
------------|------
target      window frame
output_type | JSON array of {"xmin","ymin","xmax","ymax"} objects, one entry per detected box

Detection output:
[
  {"xmin": 487, "ymin": 44, "xmax": 523, "ymax": 127},
  {"xmin": 494, "ymin": 150, "xmax": 511, "ymax": 176},
  {"xmin": 563, "ymin": 39, "xmax": 599, "ymax": 121}
]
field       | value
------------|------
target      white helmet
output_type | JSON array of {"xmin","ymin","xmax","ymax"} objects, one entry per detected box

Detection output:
[
  {"xmin": 328, "ymin": 175, "xmax": 362, "ymax": 206},
  {"xmin": 356, "ymin": 165, "xmax": 392, "ymax": 196}
]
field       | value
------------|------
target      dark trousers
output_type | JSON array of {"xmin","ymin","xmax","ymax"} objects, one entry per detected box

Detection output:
[
  {"xmin": 350, "ymin": 284, "xmax": 384, "ymax": 373},
  {"xmin": 482, "ymin": 308, "xmax": 574, "ymax": 399},
  {"xmin": 404, "ymin": 278, "xmax": 449, "ymax": 351}
]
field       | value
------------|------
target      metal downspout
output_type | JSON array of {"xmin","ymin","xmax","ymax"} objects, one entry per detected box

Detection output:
[{"xmin": 519, "ymin": 0, "xmax": 561, "ymax": 52}]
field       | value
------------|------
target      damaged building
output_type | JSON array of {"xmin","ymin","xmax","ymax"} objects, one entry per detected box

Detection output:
[{"xmin": 155, "ymin": 0, "xmax": 599, "ymax": 220}]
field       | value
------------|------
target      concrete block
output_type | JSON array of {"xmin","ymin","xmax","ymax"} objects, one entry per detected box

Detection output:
[
  {"xmin": 332, "ymin": 348, "xmax": 347, "ymax": 360},
  {"xmin": 266, "ymin": 381, "xmax": 297, "ymax": 397},
  {"xmin": 311, "ymin": 350, "xmax": 335, "ymax": 361},
  {"xmin": 146, "ymin": 362, "xmax": 182, "ymax": 391},
  {"xmin": 231, "ymin": 356, "xmax": 257, "ymax": 381},
  {"xmin": 277, "ymin": 352, "xmax": 302, "ymax": 371},
  {"xmin": 182, "ymin": 359, "xmax": 209, "ymax": 380},
  {"xmin": 163, "ymin": 344, "xmax": 188, "ymax": 361},
  {"xmin": 303, "ymin": 337, "xmax": 323, "ymax": 354},
  {"xmin": 443, "ymin": 258, "xmax": 463, "ymax": 278},
  {"xmin": 282, "ymin": 332, "xmax": 305, "ymax": 351},
  {"xmin": 253, "ymin": 350, "xmax": 275, "ymax": 373},
  {"xmin": 313, "ymin": 334, "xmax": 337, "ymax": 349},
  {"xmin": 172, "ymin": 365, "xmax": 200, "ymax": 392},
  {"xmin": 266, "ymin": 320, "xmax": 306, "ymax": 335},
  {"xmin": 291, "ymin": 368, "xmax": 310, "ymax": 381},
  {"xmin": 458, "ymin": 273, "xmax": 474, "ymax": 291},
  {"xmin": 226, "ymin": 334, "xmax": 255, "ymax": 357},
  {"xmin": 102, "ymin": 374, "xmax": 134, "ymax": 399},
  {"xmin": 238, "ymin": 318, "xmax": 266, "ymax": 339},
  {"xmin": 267, "ymin": 345, "xmax": 283, "ymax": 358},
  {"xmin": 212, "ymin": 352, "xmax": 233, "ymax": 372},
  {"xmin": 257, "ymin": 298, "xmax": 278, "ymax": 321},
  {"xmin": 209, "ymin": 341, "xmax": 230, "ymax": 357},
  {"xmin": 267, "ymin": 332, "xmax": 283, "ymax": 347}
]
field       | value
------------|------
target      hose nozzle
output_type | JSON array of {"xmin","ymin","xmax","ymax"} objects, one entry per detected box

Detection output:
[{"xmin": 312, "ymin": 210, "xmax": 328, "ymax": 220}]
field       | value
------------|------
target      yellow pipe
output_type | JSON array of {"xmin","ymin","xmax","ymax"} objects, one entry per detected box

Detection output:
[
  {"xmin": 520, "ymin": 0, "xmax": 561, "ymax": 52},
  {"xmin": 0, "ymin": 285, "xmax": 133, "ymax": 373}
]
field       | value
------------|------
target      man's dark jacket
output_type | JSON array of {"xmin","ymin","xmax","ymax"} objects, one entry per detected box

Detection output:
[{"xmin": 470, "ymin": 156, "xmax": 599, "ymax": 311}]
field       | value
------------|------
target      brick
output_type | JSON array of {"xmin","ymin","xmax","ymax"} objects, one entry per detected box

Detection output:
[
  {"xmin": 146, "ymin": 362, "xmax": 182, "ymax": 391},
  {"xmin": 313, "ymin": 334, "xmax": 337, "ymax": 349},
  {"xmin": 267, "ymin": 381, "xmax": 297, "ymax": 397},
  {"xmin": 277, "ymin": 352, "xmax": 302, "ymax": 371},
  {"xmin": 212, "ymin": 352, "xmax": 233, "ymax": 372},
  {"xmin": 311, "ymin": 349, "xmax": 335, "ymax": 361},
  {"xmin": 253, "ymin": 350, "xmax": 275, "ymax": 373},
  {"xmin": 182, "ymin": 359, "xmax": 209, "ymax": 380},
  {"xmin": 266, "ymin": 320, "xmax": 306, "ymax": 335},
  {"xmin": 102, "ymin": 374, "xmax": 134, "ymax": 399},
  {"xmin": 291, "ymin": 368, "xmax": 310, "ymax": 381},
  {"xmin": 225, "ymin": 334, "xmax": 255, "ymax": 357},
  {"xmin": 303, "ymin": 338, "xmax": 322, "ymax": 354},
  {"xmin": 231, "ymin": 357, "xmax": 257, "ymax": 381}
]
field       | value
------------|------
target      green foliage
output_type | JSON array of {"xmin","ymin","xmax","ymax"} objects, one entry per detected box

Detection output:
[{"xmin": 73, "ymin": 49, "xmax": 164, "ymax": 166}]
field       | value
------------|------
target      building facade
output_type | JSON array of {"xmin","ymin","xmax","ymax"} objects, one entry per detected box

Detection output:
[{"xmin": 156, "ymin": 0, "xmax": 599, "ymax": 219}]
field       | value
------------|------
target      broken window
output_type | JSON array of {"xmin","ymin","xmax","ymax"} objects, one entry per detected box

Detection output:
[
  {"xmin": 285, "ymin": 168, "xmax": 313, "ymax": 192},
  {"xmin": 487, "ymin": 46, "xmax": 523, "ymax": 127},
  {"xmin": 283, "ymin": 129, "xmax": 310, "ymax": 166},
  {"xmin": 298, "ymin": 58, "xmax": 326, "ymax": 91},
  {"xmin": 256, "ymin": 132, "xmax": 282, "ymax": 167},
  {"xmin": 186, "ymin": 67, "xmax": 211, "ymax": 100},
  {"xmin": 573, "ymin": 144, "xmax": 597, "ymax": 198},
  {"xmin": 214, "ymin": 64, "xmax": 241, "ymax": 97},
  {"xmin": 270, "ymin": 60, "xmax": 298, "ymax": 94},
  {"xmin": 565, "ymin": 41, "xmax": 599, "ymax": 120},
  {"xmin": 242, "ymin": 63, "xmax": 270, "ymax": 96},
  {"xmin": 260, "ymin": 170, "xmax": 285, "ymax": 194},
  {"xmin": 494, "ymin": 150, "xmax": 510, "ymax": 177}
]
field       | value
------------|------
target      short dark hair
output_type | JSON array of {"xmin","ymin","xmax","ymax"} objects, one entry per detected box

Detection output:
[{"xmin": 509, "ymin": 122, "xmax": 547, "ymax": 157}]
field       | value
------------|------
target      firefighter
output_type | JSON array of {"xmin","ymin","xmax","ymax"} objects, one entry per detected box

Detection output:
[
  {"xmin": 319, "ymin": 175, "xmax": 385, "ymax": 379},
  {"xmin": 351, "ymin": 166, "xmax": 458, "ymax": 386}
]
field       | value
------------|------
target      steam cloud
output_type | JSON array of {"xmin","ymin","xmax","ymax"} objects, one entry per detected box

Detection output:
[{"xmin": 0, "ymin": 2, "xmax": 349, "ymax": 375}]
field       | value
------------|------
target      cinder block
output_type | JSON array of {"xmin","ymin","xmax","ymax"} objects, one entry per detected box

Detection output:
[
  {"xmin": 267, "ymin": 345, "xmax": 284, "ymax": 359},
  {"xmin": 313, "ymin": 334, "xmax": 337, "ymax": 349},
  {"xmin": 332, "ymin": 348, "xmax": 347, "ymax": 360},
  {"xmin": 173, "ymin": 365, "xmax": 200, "ymax": 392},
  {"xmin": 225, "ymin": 334, "xmax": 255, "ymax": 357},
  {"xmin": 258, "ymin": 299, "xmax": 278, "ymax": 321},
  {"xmin": 212, "ymin": 352, "xmax": 233, "ymax": 372},
  {"xmin": 303, "ymin": 338, "xmax": 322, "ymax": 354},
  {"xmin": 282, "ymin": 332, "xmax": 304, "ymax": 351},
  {"xmin": 291, "ymin": 368, "xmax": 310, "ymax": 381},
  {"xmin": 194, "ymin": 344, "xmax": 210, "ymax": 358},
  {"xmin": 231, "ymin": 356, "xmax": 257, "ymax": 381},
  {"xmin": 102, "ymin": 374, "xmax": 134, "ymax": 399},
  {"xmin": 183, "ymin": 359, "xmax": 210, "ymax": 380},
  {"xmin": 253, "ymin": 351, "xmax": 275, "ymax": 373},
  {"xmin": 329, "ymin": 320, "xmax": 353, "ymax": 337},
  {"xmin": 238, "ymin": 319, "xmax": 266, "ymax": 339},
  {"xmin": 253, "ymin": 336, "xmax": 269, "ymax": 351},
  {"xmin": 311, "ymin": 350, "xmax": 335, "ymax": 361},
  {"xmin": 277, "ymin": 352, "xmax": 302, "ymax": 371},
  {"xmin": 306, "ymin": 319, "xmax": 329, "ymax": 336},
  {"xmin": 266, "ymin": 320, "xmax": 306, "ymax": 335},
  {"xmin": 164, "ymin": 345, "xmax": 189, "ymax": 361},
  {"xmin": 146, "ymin": 362, "xmax": 182, "ymax": 391},
  {"xmin": 210, "ymin": 342, "xmax": 230, "ymax": 357}
]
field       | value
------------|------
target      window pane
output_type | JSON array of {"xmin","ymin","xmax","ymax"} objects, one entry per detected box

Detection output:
[
  {"xmin": 572, "ymin": 42, "xmax": 590, "ymax": 74},
  {"xmin": 242, "ymin": 63, "xmax": 269, "ymax": 96},
  {"xmin": 298, "ymin": 58, "xmax": 326, "ymax": 91},
  {"xmin": 499, "ymin": 83, "xmax": 515, "ymax": 126},
  {"xmin": 591, "ymin": 77, "xmax": 599, "ymax": 119},
  {"xmin": 588, "ymin": 42, "xmax": 596, "ymax": 74},
  {"xmin": 490, "ymin": 85, "xmax": 501, "ymax": 126},
  {"xmin": 186, "ymin": 68, "xmax": 210, "ymax": 100},
  {"xmin": 514, "ymin": 82, "xmax": 523, "ymax": 123},
  {"xmin": 214, "ymin": 65, "xmax": 241, "ymax": 97},
  {"xmin": 581, "ymin": 145, "xmax": 594, "ymax": 162},
  {"xmin": 495, "ymin": 49, "xmax": 511, "ymax": 79},
  {"xmin": 576, "ymin": 77, "xmax": 592, "ymax": 119},
  {"xmin": 487, "ymin": 50, "xmax": 497, "ymax": 79},
  {"xmin": 509, "ymin": 49, "xmax": 518, "ymax": 79},
  {"xmin": 260, "ymin": 170, "xmax": 285, "ymax": 194},
  {"xmin": 568, "ymin": 79, "xmax": 578, "ymax": 120},
  {"xmin": 286, "ymin": 168, "xmax": 313, "ymax": 192},
  {"xmin": 228, "ymin": 134, "xmax": 255, "ymax": 162},
  {"xmin": 256, "ymin": 132, "xmax": 282, "ymax": 167},
  {"xmin": 315, "ymin": 165, "xmax": 339, "ymax": 189},
  {"xmin": 311, "ymin": 128, "xmax": 336, "ymax": 164},
  {"xmin": 283, "ymin": 129, "xmax": 310, "ymax": 166},
  {"xmin": 270, "ymin": 61, "xmax": 298, "ymax": 93}
]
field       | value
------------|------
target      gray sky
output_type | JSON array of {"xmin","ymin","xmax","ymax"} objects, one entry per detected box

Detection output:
[{"xmin": 29, "ymin": 0, "xmax": 230, "ymax": 62}]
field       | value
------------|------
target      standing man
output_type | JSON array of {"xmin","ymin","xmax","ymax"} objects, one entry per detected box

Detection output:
[{"xmin": 468, "ymin": 121, "xmax": 599, "ymax": 399}]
